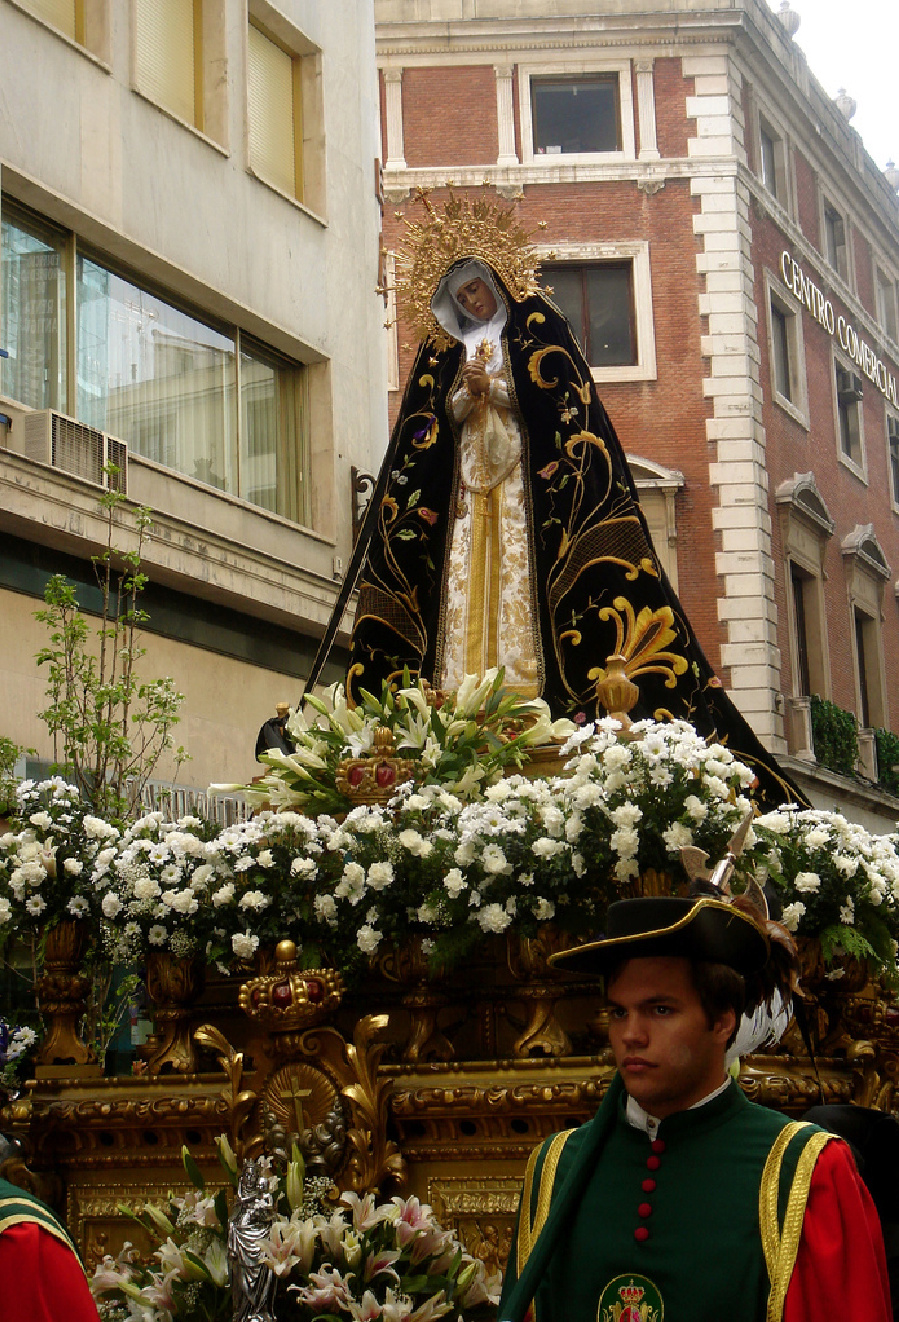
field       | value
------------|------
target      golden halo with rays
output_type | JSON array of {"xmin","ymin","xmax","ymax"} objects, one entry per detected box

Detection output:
[{"xmin": 395, "ymin": 187, "xmax": 542, "ymax": 352}]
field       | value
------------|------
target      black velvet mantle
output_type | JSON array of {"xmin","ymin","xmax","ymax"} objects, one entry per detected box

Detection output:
[{"xmin": 348, "ymin": 262, "xmax": 805, "ymax": 808}]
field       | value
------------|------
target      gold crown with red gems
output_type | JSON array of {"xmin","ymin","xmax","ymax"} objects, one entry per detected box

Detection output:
[{"xmin": 619, "ymin": 1282, "xmax": 645, "ymax": 1306}]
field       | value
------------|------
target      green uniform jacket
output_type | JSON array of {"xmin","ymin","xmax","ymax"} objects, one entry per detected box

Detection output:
[{"xmin": 499, "ymin": 1076, "xmax": 834, "ymax": 1322}]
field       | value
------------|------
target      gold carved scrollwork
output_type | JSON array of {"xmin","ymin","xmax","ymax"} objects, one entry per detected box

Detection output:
[
  {"xmin": 194, "ymin": 1024, "xmax": 258, "ymax": 1163},
  {"xmin": 428, "ymin": 1176, "xmax": 522, "ymax": 1279},
  {"xmin": 289, "ymin": 1015, "xmax": 406, "ymax": 1193}
]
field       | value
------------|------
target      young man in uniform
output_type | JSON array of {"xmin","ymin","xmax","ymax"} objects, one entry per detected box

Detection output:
[{"xmin": 498, "ymin": 895, "xmax": 890, "ymax": 1322}]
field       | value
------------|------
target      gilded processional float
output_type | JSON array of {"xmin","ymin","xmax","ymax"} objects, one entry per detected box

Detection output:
[{"xmin": 1, "ymin": 193, "xmax": 898, "ymax": 1321}]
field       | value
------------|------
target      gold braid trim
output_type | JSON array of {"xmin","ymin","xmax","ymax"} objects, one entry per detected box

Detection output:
[
  {"xmin": 515, "ymin": 1129, "xmax": 576, "ymax": 1279},
  {"xmin": 760, "ymin": 1124, "xmax": 836, "ymax": 1322},
  {"xmin": 0, "ymin": 1207, "xmax": 84, "ymax": 1273}
]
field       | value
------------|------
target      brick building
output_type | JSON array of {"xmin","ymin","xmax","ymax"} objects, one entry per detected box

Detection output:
[{"xmin": 375, "ymin": 0, "xmax": 899, "ymax": 823}]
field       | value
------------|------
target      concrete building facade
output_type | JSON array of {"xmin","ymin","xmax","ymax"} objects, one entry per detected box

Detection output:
[
  {"xmin": 375, "ymin": 0, "xmax": 899, "ymax": 821},
  {"xmin": 0, "ymin": 0, "xmax": 387, "ymax": 792}
]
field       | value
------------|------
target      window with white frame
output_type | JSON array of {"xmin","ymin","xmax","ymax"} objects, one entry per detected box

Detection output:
[
  {"xmin": 776, "ymin": 472, "xmax": 833, "ymax": 705},
  {"xmin": 758, "ymin": 115, "xmax": 789, "ymax": 207},
  {"xmin": 822, "ymin": 198, "xmax": 849, "ymax": 281},
  {"xmin": 1, "ymin": 194, "xmax": 311, "ymax": 525},
  {"xmin": 531, "ymin": 75, "xmax": 620, "ymax": 155},
  {"xmin": 842, "ymin": 524, "xmax": 890, "ymax": 730},
  {"xmin": 887, "ymin": 412, "xmax": 899, "ymax": 509},
  {"xmin": 834, "ymin": 357, "xmax": 865, "ymax": 472},
  {"xmin": 766, "ymin": 277, "xmax": 807, "ymax": 424},
  {"xmin": 518, "ymin": 62, "xmax": 635, "ymax": 164},
  {"xmin": 539, "ymin": 242, "xmax": 655, "ymax": 383},
  {"xmin": 876, "ymin": 266, "xmax": 898, "ymax": 342}
]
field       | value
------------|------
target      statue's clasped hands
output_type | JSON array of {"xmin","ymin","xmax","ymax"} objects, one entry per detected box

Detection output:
[{"xmin": 462, "ymin": 359, "xmax": 491, "ymax": 398}]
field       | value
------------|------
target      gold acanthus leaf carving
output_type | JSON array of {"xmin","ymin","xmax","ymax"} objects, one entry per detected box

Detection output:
[
  {"xmin": 194, "ymin": 1023, "xmax": 258, "ymax": 1163},
  {"xmin": 291, "ymin": 1015, "xmax": 406, "ymax": 1194}
]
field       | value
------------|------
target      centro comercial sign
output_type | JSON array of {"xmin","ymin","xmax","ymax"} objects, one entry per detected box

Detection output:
[{"xmin": 780, "ymin": 250, "xmax": 899, "ymax": 407}]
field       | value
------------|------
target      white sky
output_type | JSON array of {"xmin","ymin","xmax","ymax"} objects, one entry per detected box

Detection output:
[{"xmin": 773, "ymin": 0, "xmax": 899, "ymax": 173}]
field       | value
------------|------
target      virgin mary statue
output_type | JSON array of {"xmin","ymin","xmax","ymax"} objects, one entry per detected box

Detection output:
[{"xmin": 345, "ymin": 191, "xmax": 802, "ymax": 808}]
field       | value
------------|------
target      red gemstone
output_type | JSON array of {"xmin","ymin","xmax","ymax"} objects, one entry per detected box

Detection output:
[
  {"xmin": 886, "ymin": 1007, "xmax": 899, "ymax": 1025},
  {"xmin": 305, "ymin": 979, "xmax": 323, "ymax": 1003},
  {"xmin": 638, "ymin": 1202, "xmax": 653, "ymax": 1218},
  {"xmin": 376, "ymin": 763, "xmax": 396, "ymax": 787},
  {"xmin": 272, "ymin": 982, "xmax": 293, "ymax": 1007},
  {"xmin": 634, "ymin": 1227, "xmax": 650, "ymax": 1243},
  {"xmin": 646, "ymin": 1155, "xmax": 661, "ymax": 1171},
  {"xmin": 251, "ymin": 989, "xmax": 261, "ymax": 1006},
  {"xmin": 642, "ymin": 1179, "xmax": 656, "ymax": 1193},
  {"xmin": 349, "ymin": 765, "xmax": 364, "ymax": 786},
  {"xmin": 651, "ymin": 1139, "xmax": 666, "ymax": 1153}
]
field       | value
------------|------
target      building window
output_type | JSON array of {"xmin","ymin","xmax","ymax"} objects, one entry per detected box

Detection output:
[
  {"xmin": 1, "ymin": 195, "xmax": 310, "ymax": 524},
  {"xmin": 0, "ymin": 201, "xmax": 67, "ymax": 412},
  {"xmin": 766, "ymin": 280, "xmax": 807, "ymax": 424},
  {"xmin": 543, "ymin": 262, "xmax": 636, "ymax": 367},
  {"xmin": 854, "ymin": 607, "xmax": 874, "ymax": 728},
  {"xmin": 876, "ymin": 267, "xmax": 898, "ymax": 342},
  {"xmin": 134, "ymin": 0, "xmax": 204, "ymax": 129},
  {"xmin": 537, "ymin": 241, "xmax": 655, "ymax": 383},
  {"xmin": 518, "ymin": 62, "xmax": 635, "ymax": 164},
  {"xmin": 245, "ymin": 5, "xmax": 324, "ymax": 215},
  {"xmin": 887, "ymin": 413, "xmax": 899, "ymax": 508},
  {"xmin": 842, "ymin": 523, "xmax": 891, "ymax": 730},
  {"xmin": 531, "ymin": 75, "xmax": 620, "ymax": 155},
  {"xmin": 758, "ymin": 116, "xmax": 788, "ymax": 206},
  {"xmin": 25, "ymin": 0, "xmax": 82, "ymax": 40},
  {"xmin": 776, "ymin": 473, "xmax": 835, "ymax": 756},
  {"xmin": 822, "ymin": 200, "xmax": 848, "ymax": 281},
  {"xmin": 771, "ymin": 304, "xmax": 792, "ymax": 401},
  {"xmin": 835, "ymin": 360, "xmax": 864, "ymax": 470},
  {"xmin": 790, "ymin": 563, "xmax": 812, "ymax": 697},
  {"xmin": 247, "ymin": 20, "xmax": 303, "ymax": 202}
]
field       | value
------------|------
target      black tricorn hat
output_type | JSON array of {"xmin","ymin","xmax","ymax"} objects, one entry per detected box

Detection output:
[{"xmin": 547, "ymin": 896, "xmax": 770, "ymax": 977}]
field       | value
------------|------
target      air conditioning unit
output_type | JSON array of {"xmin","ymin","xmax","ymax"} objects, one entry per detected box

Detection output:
[
  {"xmin": 836, "ymin": 368, "xmax": 864, "ymax": 403},
  {"xmin": 11, "ymin": 410, "xmax": 127, "ymax": 493}
]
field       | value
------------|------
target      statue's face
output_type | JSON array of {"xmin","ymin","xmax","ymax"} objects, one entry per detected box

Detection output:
[{"xmin": 455, "ymin": 277, "xmax": 498, "ymax": 322}]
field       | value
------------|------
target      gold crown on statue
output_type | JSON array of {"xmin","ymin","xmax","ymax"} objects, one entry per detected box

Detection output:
[
  {"xmin": 238, "ymin": 940, "xmax": 343, "ymax": 1031},
  {"xmin": 395, "ymin": 188, "xmax": 542, "ymax": 351}
]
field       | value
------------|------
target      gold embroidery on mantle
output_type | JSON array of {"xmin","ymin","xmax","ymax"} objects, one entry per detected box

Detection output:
[{"xmin": 588, "ymin": 599, "xmax": 689, "ymax": 694}]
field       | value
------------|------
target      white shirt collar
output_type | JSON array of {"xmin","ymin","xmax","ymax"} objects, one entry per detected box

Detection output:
[{"xmin": 624, "ymin": 1077, "xmax": 731, "ymax": 1138}]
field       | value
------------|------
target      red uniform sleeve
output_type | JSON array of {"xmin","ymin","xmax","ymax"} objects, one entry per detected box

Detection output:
[
  {"xmin": 0, "ymin": 1222, "xmax": 100, "ymax": 1321},
  {"xmin": 783, "ymin": 1138, "xmax": 891, "ymax": 1322}
]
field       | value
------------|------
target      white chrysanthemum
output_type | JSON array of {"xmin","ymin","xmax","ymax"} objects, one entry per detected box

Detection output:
[
  {"xmin": 662, "ymin": 822, "xmax": 693, "ymax": 851},
  {"xmin": 232, "ymin": 931, "xmax": 259, "ymax": 959},
  {"xmin": 477, "ymin": 902, "xmax": 512, "ymax": 933},
  {"xmin": 367, "ymin": 861, "xmax": 394, "ymax": 890},
  {"xmin": 238, "ymin": 890, "xmax": 271, "ymax": 911},
  {"xmin": 314, "ymin": 894, "xmax": 337, "ymax": 925},
  {"xmin": 291, "ymin": 857, "xmax": 316, "ymax": 876},
  {"xmin": 532, "ymin": 838, "xmax": 566, "ymax": 858},
  {"xmin": 839, "ymin": 896, "xmax": 855, "ymax": 925},
  {"xmin": 101, "ymin": 892, "xmax": 123, "ymax": 919},
  {"xmin": 781, "ymin": 901, "xmax": 806, "ymax": 932},
  {"xmin": 794, "ymin": 872, "xmax": 821, "ymax": 894},
  {"xmin": 25, "ymin": 895, "xmax": 47, "ymax": 916},
  {"xmin": 356, "ymin": 924, "xmax": 382, "ymax": 954},
  {"xmin": 535, "ymin": 897, "xmax": 555, "ymax": 921},
  {"xmin": 482, "ymin": 844, "xmax": 509, "ymax": 875},
  {"xmin": 443, "ymin": 868, "xmax": 467, "ymax": 899},
  {"xmin": 66, "ymin": 896, "xmax": 89, "ymax": 918}
]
